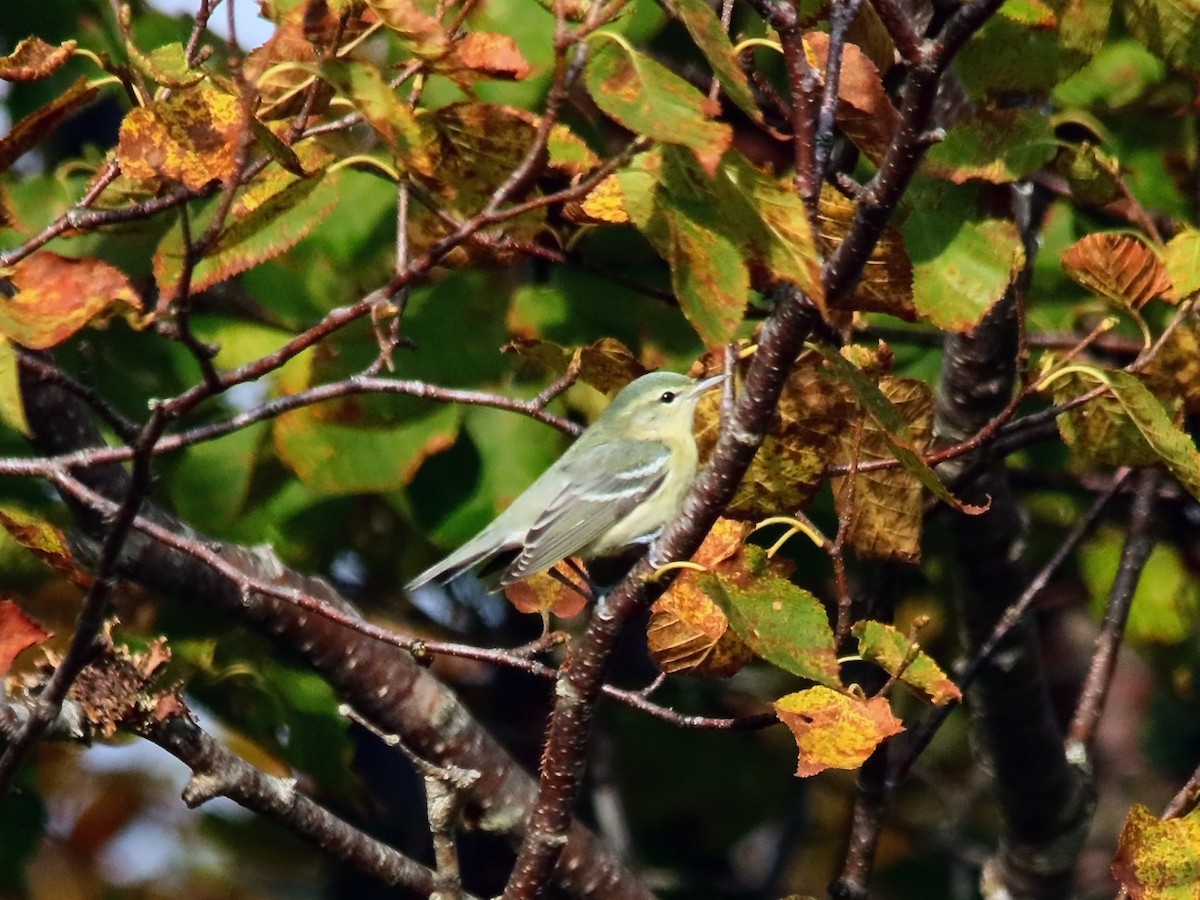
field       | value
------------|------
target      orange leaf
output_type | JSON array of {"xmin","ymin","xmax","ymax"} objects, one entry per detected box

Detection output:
[
  {"xmin": 1061, "ymin": 233, "xmax": 1174, "ymax": 310},
  {"xmin": 505, "ymin": 563, "xmax": 589, "ymax": 620},
  {"xmin": 775, "ymin": 686, "xmax": 904, "ymax": 777},
  {"xmin": 647, "ymin": 519, "xmax": 754, "ymax": 677},
  {"xmin": 0, "ymin": 599, "xmax": 51, "ymax": 674},
  {"xmin": 118, "ymin": 83, "xmax": 243, "ymax": 190},
  {"xmin": 0, "ymin": 37, "xmax": 77, "ymax": 82},
  {"xmin": 805, "ymin": 33, "xmax": 899, "ymax": 165},
  {"xmin": 451, "ymin": 32, "xmax": 531, "ymax": 81},
  {"xmin": 0, "ymin": 252, "xmax": 143, "ymax": 349}
]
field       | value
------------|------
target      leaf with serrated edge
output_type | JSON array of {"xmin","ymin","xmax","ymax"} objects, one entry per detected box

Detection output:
[
  {"xmin": 648, "ymin": 519, "xmax": 756, "ymax": 677},
  {"xmin": 1100, "ymin": 369, "xmax": 1200, "ymax": 501},
  {"xmin": 155, "ymin": 170, "xmax": 340, "ymax": 300},
  {"xmin": 817, "ymin": 186, "xmax": 913, "ymax": 320},
  {"xmin": 834, "ymin": 375, "xmax": 931, "ymax": 563},
  {"xmin": 584, "ymin": 36, "xmax": 731, "ymax": 176},
  {"xmin": 853, "ymin": 620, "xmax": 961, "ymax": 705},
  {"xmin": 775, "ymin": 686, "xmax": 904, "ymax": 777},
  {"xmin": 703, "ymin": 546, "xmax": 840, "ymax": 686},
  {"xmin": 805, "ymin": 33, "xmax": 899, "ymax": 165},
  {"xmin": 0, "ymin": 77, "xmax": 97, "ymax": 174},
  {"xmin": 818, "ymin": 346, "xmax": 984, "ymax": 514},
  {"xmin": 1061, "ymin": 232, "xmax": 1174, "ymax": 309}
]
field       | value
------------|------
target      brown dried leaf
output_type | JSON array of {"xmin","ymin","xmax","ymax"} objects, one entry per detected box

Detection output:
[
  {"xmin": 833, "ymin": 375, "xmax": 932, "ymax": 564},
  {"xmin": 449, "ymin": 32, "xmax": 531, "ymax": 81},
  {"xmin": 648, "ymin": 519, "xmax": 755, "ymax": 677},
  {"xmin": 805, "ymin": 33, "xmax": 900, "ymax": 165},
  {"xmin": 503, "ymin": 336, "xmax": 647, "ymax": 394},
  {"xmin": 0, "ymin": 600, "xmax": 51, "ymax": 675},
  {"xmin": 1061, "ymin": 232, "xmax": 1174, "ymax": 310},
  {"xmin": 118, "ymin": 83, "xmax": 244, "ymax": 190},
  {"xmin": 775, "ymin": 686, "xmax": 905, "ymax": 777},
  {"xmin": 0, "ymin": 77, "xmax": 98, "ymax": 175},
  {"xmin": 695, "ymin": 351, "xmax": 850, "ymax": 520},
  {"xmin": 0, "ymin": 37, "xmax": 77, "ymax": 82},
  {"xmin": 365, "ymin": 0, "xmax": 449, "ymax": 58},
  {"xmin": 69, "ymin": 629, "xmax": 174, "ymax": 739},
  {"xmin": 817, "ymin": 186, "xmax": 914, "ymax": 320},
  {"xmin": 0, "ymin": 252, "xmax": 143, "ymax": 349},
  {"xmin": 244, "ymin": 21, "xmax": 332, "ymax": 121}
]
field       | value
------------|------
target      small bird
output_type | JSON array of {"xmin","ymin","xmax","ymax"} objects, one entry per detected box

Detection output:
[{"xmin": 407, "ymin": 371, "xmax": 724, "ymax": 593}]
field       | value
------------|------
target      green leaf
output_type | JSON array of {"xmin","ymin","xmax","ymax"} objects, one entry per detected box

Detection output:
[
  {"xmin": 584, "ymin": 35, "xmax": 732, "ymax": 175},
  {"xmin": 702, "ymin": 546, "xmax": 841, "ymax": 687},
  {"xmin": 154, "ymin": 169, "xmax": 341, "ymax": 299},
  {"xmin": 1053, "ymin": 38, "xmax": 1167, "ymax": 110},
  {"xmin": 169, "ymin": 423, "xmax": 268, "ymax": 533},
  {"xmin": 1164, "ymin": 229, "xmax": 1200, "ymax": 301},
  {"xmin": 1102, "ymin": 370, "xmax": 1200, "ymax": 500},
  {"xmin": 671, "ymin": 0, "xmax": 762, "ymax": 123},
  {"xmin": 921, "ymin": 109, "xmax": 1058, "ymax": 184},
  {"xmin": 954, "ymin": 0, "xmax": 1111, "ymax": 95},
  {"xmin": 615, "ymin": 147, "xmax": 822, "ymax": 342},
  {"xmin": 274, "ymin": 403, "xmax": 460, "ymax": 496},
  {"xmin": 852, "ymin": 620, "xmax": 962, "ymax": 705},
  {"xmin": 1048, "ymin": 367, "xmax": 1162, "ymax": 468},
  {"xmin": 902, "ymin": 182, "xmax": 1025, "ymax": 332},
  {"xmin": 318, "ymin": 59, "xmax": 435, "ymax": 176},
  {"xmin": 0, "ymin": 337, "xmax": 30, "ymax": 437},
  {"xmin": 1081, "ymin": 527, "xmax": 1200, "ymax": 645},
  {"xmin": 1121, "ymin": 0, "xmax": 1200, "ymax": 75}
]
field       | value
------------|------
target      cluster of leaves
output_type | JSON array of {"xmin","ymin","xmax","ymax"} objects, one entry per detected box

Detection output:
[{"xmin": 1, "ymin": 0, "xmax": 1200, "ymax": 895}]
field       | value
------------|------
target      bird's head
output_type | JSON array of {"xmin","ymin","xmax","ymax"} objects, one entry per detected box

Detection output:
[{"xmin": 600, "ymin": 371, "xmax": 725, "ymax": 442}]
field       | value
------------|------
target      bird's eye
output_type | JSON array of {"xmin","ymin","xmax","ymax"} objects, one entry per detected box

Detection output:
[{"xmin": 659, "ymin": 391, "xmax": 677, "ymax": 404}]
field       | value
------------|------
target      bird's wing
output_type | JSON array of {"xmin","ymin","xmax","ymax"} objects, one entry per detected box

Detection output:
[{"xmin": 501, "ymin": 440, "xmax": 670, "ymax": 586}]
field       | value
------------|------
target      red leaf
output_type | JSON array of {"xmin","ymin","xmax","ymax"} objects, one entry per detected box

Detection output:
[{"xmin": 0, "ymin": 600, "xmax": 51, "ymax": 674}]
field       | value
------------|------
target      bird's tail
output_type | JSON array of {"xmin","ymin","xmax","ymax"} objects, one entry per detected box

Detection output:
[{"xmin": 406, "ymin": 528, "xmax": 514, "ymax": 592}]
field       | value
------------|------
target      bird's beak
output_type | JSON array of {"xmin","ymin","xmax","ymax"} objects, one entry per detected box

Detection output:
[{"xmin": 687, "ymin": 374, "xmax": 726, "ymax": 399}]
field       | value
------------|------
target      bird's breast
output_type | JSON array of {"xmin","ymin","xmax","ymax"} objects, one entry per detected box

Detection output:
[{"xmin": 586, "ymin": 437, "xmax": 699, "ymax": 556}]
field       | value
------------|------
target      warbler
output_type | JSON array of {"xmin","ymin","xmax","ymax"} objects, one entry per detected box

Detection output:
[{"xmin": 407, "ymin": 371, "xmax": 724, "ymax": 593}]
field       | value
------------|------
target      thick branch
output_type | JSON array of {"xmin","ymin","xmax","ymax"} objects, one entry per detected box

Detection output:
[{"xmin": 13, "ymin": 360, "xmax": 648, "ymax": 900}]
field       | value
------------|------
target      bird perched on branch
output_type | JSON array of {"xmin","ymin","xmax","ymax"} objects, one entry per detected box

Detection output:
[{"xmin": 407, "ymin": 371, "xmax": 724, "ymax": 593}]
